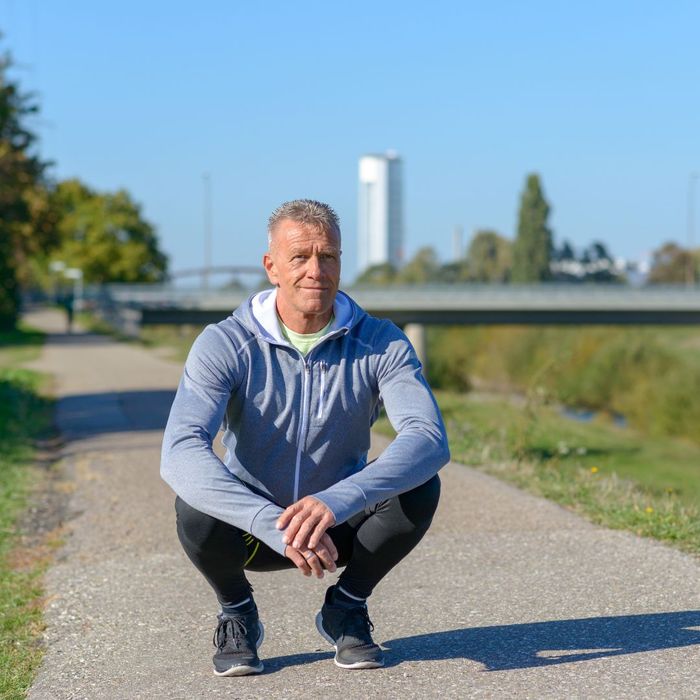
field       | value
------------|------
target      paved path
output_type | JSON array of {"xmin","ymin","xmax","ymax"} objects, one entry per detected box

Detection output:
[{"xmin": 25, "ymin": 309, "xmax": 700, "ymax": 699}]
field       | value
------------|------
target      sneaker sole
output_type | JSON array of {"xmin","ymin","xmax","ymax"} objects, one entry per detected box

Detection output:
[
  {"xmin": 214, "ymin": 661, "xmax": 264, "ymax": 677},
  {"xmin": 213, "ymin": 621, "xmax": 265, "ymax": 677},
  {"xmin": 314, "ymin": 612, "xmax": 384, "ymax": 670}
]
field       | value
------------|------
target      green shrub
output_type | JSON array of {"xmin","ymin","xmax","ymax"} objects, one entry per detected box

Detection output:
[{"xmin": 426, "ymin": 325, "xmax": 700, "ymax": 444}]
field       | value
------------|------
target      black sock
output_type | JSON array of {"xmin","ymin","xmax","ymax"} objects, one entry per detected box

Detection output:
[
  {"xmin": 332, "ymin": 584, "xmax": 367, "ymax": 607},
  {"xmin": 221, "ymin": 596, "xmax": 255, "ymax": 617}
]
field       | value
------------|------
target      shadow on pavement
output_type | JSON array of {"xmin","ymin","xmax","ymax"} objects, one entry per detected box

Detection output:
[
  {"xmin": 58, "ymin": 389, "xmax": 176, "ymax": 438},
  {"xmin": 224, "ymin": 612, "xmax": 700, "ymax": 675},
  {"xmin": 262, "ymin": 650, "xmax": 334, "ymax": 673},
  {"xmin": 47, "ymin": 331, "xmax": 116, "ymax": 346},
  {"xmin": 381, "ymin": 610, "xmax": 700, "ymax": 670}
]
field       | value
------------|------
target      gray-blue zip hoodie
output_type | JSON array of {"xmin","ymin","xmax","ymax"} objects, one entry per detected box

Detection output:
[{"xmin": 160, "ymin": 288, "xmax": 450, "ymax": 555}]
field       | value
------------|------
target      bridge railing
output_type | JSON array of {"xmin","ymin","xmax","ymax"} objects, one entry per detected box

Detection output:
[{"xmin": 83, "ymin": 282, "xmax": 700, "ymax": 337}]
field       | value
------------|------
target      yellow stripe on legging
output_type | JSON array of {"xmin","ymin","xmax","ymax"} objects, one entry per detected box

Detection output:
[{"xmin": 244, "ymin": 540, "xmax": 260, "ymax": 567}]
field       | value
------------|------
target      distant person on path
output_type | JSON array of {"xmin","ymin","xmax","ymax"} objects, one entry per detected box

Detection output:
[
  {"xmin": 161, "ymin": 199, "xmax": 449, "ymax": 676},
  {"xmin": 60, "ymin": 292, "xmax": 75, "ymax": 334}
]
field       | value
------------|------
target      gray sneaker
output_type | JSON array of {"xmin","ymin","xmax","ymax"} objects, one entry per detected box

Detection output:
[
  {"xmin": 315, "ymin": 587, "xmax": 384, "ymax": 669},
  {"xmin": 212, "ymin": 607, "xmax": 265, "ymax": 676}
]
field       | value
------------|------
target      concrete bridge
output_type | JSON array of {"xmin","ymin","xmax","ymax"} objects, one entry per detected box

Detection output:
[{"xmin": 86, "ymin": 283, "xmax": 700, "ymax": 367}]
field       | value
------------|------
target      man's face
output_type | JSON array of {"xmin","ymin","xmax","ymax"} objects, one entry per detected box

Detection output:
[{"xmin": 263, "ymin": 218, "xmax": 341, "ymax": 332}]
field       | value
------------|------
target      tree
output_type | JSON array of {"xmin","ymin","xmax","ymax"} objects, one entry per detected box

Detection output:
[
  {"xmin": 51, "ymin": 179, "xmax": 168, "ymax": 283},
  {"xmin": 354, "ymin": 262, "xmax": 397, "ymax": 286},
  {"xmin": 511, "ymin": 173, "xmax": 553, "ymax": 283},
  {"xmin": 436, "ymin": 259, "xmax": 470, "ymax": 283},
  {"xmin": 648, "ymin": 242, "xmax": 698, "ymax": 284},
  {"xmin": 395, "ymin": 247, "xmax": 440, "ymax": 284},
  {"xmin": 588, "ymin": 241, "xmax": 613, "ymax": 263},
  {"xmin": 555, "ymin": 239, "xmax": 575, "ymax": 261},
  {"xmin": 0, "ymin": 47, "xmax": 52, "ymax": 328},
  {"xmin": 581, "ymin": 240, "xmax": 619, "ymax": 282},
  {"xmin": 465, "ymin": 229, "xmax": 512, "ymax": 282}
]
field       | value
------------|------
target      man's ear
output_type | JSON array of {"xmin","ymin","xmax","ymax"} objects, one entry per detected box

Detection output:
[{"xmin": 263, "ymin": 253, "xmax": 278, "ymax": 286}]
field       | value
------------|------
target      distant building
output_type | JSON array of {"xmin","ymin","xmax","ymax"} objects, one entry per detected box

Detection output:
[{"xmin": 357, "ymin": 152, "xmax": 403, "ymax": 274}]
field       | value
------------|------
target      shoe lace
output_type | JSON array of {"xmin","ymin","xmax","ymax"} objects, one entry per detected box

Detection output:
[
  {"xmin": 214, "ymin": 616, "xmax": 249, "ymax": 651},
  {"xmin": 341, "ymin": 605, "xmax": 375, "ymax": 644}
]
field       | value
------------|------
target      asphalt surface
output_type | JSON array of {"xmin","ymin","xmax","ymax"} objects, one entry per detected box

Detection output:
[{"xmin": 24, "ymin": 309, "xmax": 700, "ymax": 699}]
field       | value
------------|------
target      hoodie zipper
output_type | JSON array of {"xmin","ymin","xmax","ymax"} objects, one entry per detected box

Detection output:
[
  {"xmin": 293, "ymin": 361, "xmax": 312, "ymax": 502},
  {"xmin": 317, "ymin": 362, "xmax": 328, "ymax": 420},
  {"xmin": 290, "ymin": 331, "xmax": 345, "ymax": 502}
]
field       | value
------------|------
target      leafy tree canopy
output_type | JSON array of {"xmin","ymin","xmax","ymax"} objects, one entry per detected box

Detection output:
[
  {"xmin": 466, "ymin": 229, "xmax": 512, "ymax": 282},
  {"xmin": 0, "ymin": 46, "xmax": 53, "ymax": 327},
  {"xmin": 648, "ymin": 241, "xmax": 699, "ymax": 284},
  {"xmin": 395, "ymin": 246, "xmax": 441, "ymax": 284},
  {"xmin": 437, "ymin": 259, "xmax": 471, "ymax": 283},
  {"xmin": 354, "ymin": 262, "xmax": 397, "ymax": 286},
  {"xmin": 50, "ymin": 178, "xmax": 168, "ymax": 283}
]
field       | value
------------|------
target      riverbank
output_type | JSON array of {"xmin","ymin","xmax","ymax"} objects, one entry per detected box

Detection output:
[
  {"xmin": 428, "ymin": 325, "xmax": 700, "ymax": 445},
  {"xmin": 376, "ymin": 388, "xmax": 700, "ymax": 555}
]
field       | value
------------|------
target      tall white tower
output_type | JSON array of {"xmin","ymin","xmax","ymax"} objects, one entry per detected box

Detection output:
[{"xmin": 357, "ymin": 152, "xmax": 403, "ymax": 275}]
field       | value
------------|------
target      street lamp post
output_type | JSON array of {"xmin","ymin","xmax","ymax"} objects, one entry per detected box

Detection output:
[
  {"xmin": 203, "ymin": 173, "xmax": 212, "ymax": 291},
  {"xmin": 688, "ymin": 172, "xmax": 699, "ymax": 287},
  {"xmin": 64, "ymin": 268, "xmax": 84, "ymax": 310},
  {"xmin": 49, "ymin": 260, "xmax": 83, "ymax": 308},
  {"xmin": 49, "ymin": 260, "xmax": 66, "ymax": 303}
]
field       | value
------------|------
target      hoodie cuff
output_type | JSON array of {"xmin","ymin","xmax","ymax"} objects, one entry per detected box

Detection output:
[
  {"xmin": 249, "ymin": 502, "xmax": 286, "ymax": 555},
  {"xmin": 313, "ymin": 481, "xmax": 367, "ymax": 526}
]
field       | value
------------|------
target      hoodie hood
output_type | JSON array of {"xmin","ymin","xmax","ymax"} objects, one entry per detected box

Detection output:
[{"xmin": 236, "ymin": 288, "xmax": 360, "ymax": 344}]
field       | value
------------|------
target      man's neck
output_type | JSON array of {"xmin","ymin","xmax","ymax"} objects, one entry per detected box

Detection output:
[{"xmin": 276, "ymin": 309, "xmax": 333, "ymax": 335}]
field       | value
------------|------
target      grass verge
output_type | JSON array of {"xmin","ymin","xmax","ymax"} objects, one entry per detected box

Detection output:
[
  {"xmin": 377, "ymin": 389, "xmax": 700, "ymax": 555},
  {"xmin": 0, "ymin": 326, "xmax": 54, "ymax": 699}
]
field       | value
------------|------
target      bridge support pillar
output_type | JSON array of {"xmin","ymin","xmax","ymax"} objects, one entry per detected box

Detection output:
[{"xmin": 404, "ymin": 323, "xmax": 427, "ymax": 375}]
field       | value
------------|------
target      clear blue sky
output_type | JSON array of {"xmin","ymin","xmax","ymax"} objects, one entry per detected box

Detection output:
[{"xmin": 2, "ymin": 1, "xmax": 699, "ymax": 282}]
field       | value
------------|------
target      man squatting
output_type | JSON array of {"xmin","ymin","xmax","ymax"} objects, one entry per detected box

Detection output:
[{"xmin": 160, "ymin": 199, "xmax": 450, "ymax": 676}]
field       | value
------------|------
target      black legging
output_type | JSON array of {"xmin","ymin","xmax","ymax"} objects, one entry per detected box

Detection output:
[{"xmin": 175, "ymin": 475, "xmax": 441, "ymax": 609}]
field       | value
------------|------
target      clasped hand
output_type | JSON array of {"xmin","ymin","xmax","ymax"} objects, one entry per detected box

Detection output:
[{"xmin": 276, "ymin": 496, "xmax": 338, "ymax": 578}]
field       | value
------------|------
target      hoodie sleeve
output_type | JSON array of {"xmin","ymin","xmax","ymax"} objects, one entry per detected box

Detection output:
[
  {"xmin": 160, "ymin": 324, "xmax": 286, "ymax": 554},
  {"xmin": 312, "ymin": 324, "xmax": 450, "ymax": 524}
]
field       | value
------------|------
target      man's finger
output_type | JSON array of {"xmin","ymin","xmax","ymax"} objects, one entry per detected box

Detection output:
[
  {"xmin": 290, "ymin": 513, "xmax": 322, "ymax": 549},
  {"xmin": 276, "ymin": 502, "xmax": 301, "ymax": 531},
  {"xmin": 306, "ymin": 513, "xmax": 335, "ymax": 549},
  {"xmin": 279, "ymin": 508, "xmax": 308, "ymax": 545},
  {"xmin": 302, "ymin": 549, "xmax": 324, "ymax": 578},
  {"xmin": 319, "ymin": 532, "xmax": 338, "ymax": 561},
  {"xmin": 284, "ymin": 545, "xmax": 311, "ymax": 576},
  {"xmin": 281, "ymin": 511, "xmax": 310, "ymax": 546},
  {"xmin": 313, "ymin": 544, "xmax": 337, "ymax": 572},
  {"xmin": 278, "ymin": 497, "xmax": 337, "ymax": 547}
]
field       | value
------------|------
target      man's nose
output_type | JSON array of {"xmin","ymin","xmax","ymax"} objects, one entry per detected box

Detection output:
[{"xmin": 306, "ymin": 255, "xmax": 322, "ymax": 278}]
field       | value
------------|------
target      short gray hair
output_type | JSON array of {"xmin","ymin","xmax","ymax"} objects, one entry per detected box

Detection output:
[{"xmin": 267, "ymin": 199, "xmax": 341, "ymax": 246}]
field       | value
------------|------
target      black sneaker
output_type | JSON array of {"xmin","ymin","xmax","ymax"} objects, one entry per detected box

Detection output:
[
  {"xmin": 315, "ymin": 586, "xmax": 384, "ymax": 669},
  {"xmin": 212, "ymin": 606, "xmax": 265, "ymax": 676}
]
